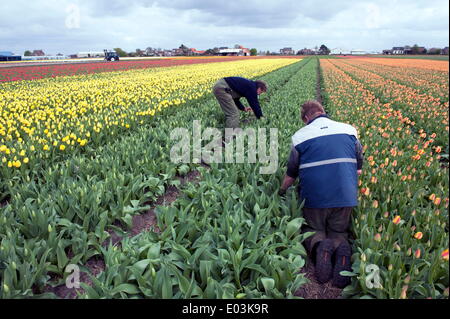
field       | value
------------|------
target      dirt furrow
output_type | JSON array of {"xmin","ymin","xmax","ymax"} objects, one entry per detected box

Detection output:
[{"xmin": 295, "ymin": 58, "xmax": 343, "ymax": 299}]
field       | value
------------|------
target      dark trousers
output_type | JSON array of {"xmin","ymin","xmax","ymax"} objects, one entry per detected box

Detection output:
[{"xmin": 301, "ymin": 207, "xmax": 353, "ymax": 254}]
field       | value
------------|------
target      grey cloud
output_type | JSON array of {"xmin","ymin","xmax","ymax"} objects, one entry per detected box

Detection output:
[
  {"xmin": 0, "ymin": 0, "xmax": 448, "ymax": 55},
  {"xmin": 85, "ymin": 0, "xmax": 141, "ymax": 17},
  {"xmin": 130, "ymin": 0, "xmax": 356, "ymax": 27}
]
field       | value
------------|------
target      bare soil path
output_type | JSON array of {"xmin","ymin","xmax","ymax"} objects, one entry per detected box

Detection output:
[{"xmin": 294, "ymin": 58, "xmax": 343, "ymax": 299}]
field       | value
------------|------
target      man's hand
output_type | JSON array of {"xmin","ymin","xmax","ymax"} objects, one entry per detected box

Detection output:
[
  {"xmin": 357, "ymin": 170, "xmax": 362, "ymax": 176},
  {"xmin": 279, "ymin": 175, "xmax": 296, "ymax": 197},
  {"xmin": 245, "ymin": 107, "xmax": 252, "ymax": 112}
]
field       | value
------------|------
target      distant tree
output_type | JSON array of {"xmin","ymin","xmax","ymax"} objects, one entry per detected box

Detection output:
[
  {"xmin": 411, "ymin": 44, "xmax": 420, "ymax": 55},
  {"xmin": 145, "ymin": 47, "xmax": 156, "ymax": 56},
  {"xmin": 319, "ymin": 44, "xmax": 330, "ymax": 55},
  {"xmin": 179, "ymin": 44, "xmax": 189, "ymax": 55},
  {"xmin": 135, "ymin": 48, "xmax": 144, "ymax": 57},
  {"xmin": 250, "ymin": 48, "xmax": 257, "ymax": 56},
  {"xmin": 266, "ymin": 50, "xmax": 271, "ymax": 56},
  {"xmin": 428, "ymin": 48, "xmax": 442, "ymax": 55},
  {"xmin": 24, "ymin": 50, "xmax": 32, "ymax": 56},
  {"xmin": 204, "ymin": 49, "xmax": 216, "ymax": 55},
  {"xmin": 113, "ymin": 48, "xmax": 127, "ymax": 57}
]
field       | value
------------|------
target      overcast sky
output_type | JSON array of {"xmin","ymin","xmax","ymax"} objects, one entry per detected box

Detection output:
[{"xmin": 1, "ymin": 0, "xmax": 448, "ymax": 55}]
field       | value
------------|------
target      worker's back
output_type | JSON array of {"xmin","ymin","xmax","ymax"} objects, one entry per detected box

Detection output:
[{"xmin": 291, "ymin": 115, "xmax": 359, "ymax": 208}]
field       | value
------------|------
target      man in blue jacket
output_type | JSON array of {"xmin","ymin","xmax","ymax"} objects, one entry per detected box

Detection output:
[
  {"xmin": 278, "ymin": 100, "xmax": 364, "ymax": 288},
  {"xmin": 213, "ymin": 77, "xmax": 267, "ymax": 129}
]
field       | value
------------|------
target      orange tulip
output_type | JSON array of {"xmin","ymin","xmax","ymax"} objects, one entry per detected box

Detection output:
[
  {"xmin": 442, "ymin": 249, "xmax": 449, "ymax": 261},
  {"xmin": 414, "ymin": 232, "xmax": 423, "ymax": 240},
  {"xmin": 393, "ymin": 215, "xmax": 401, "ymax": 225},
  {"xmin": 414, "ymin": 249, "xmax": 421, "ymax": 259},
  {"xmin": 374, "ymin": 233, "xmax": 382, "ymax": 242},
  {"xmin": 390, "ymin": 149, "xmax": 397, "ymax": 157}
]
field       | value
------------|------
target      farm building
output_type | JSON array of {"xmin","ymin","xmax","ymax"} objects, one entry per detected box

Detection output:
[
  {"xmin": 280, "ymin": 47, "xmax": 295, "ymax": 55},
  {"xmin": 350, "ymin": 49, "xmax": 368, "ymax": 55},
  {"xmin": 414, "ymin": 47, "xmax": 427, "ymax": 54},
  {"xmin": 392, "ymin": 47, "xmax": 404, "ymax": 54},
  {"xmin": 0, "ymin": 51, "xmax": 22, "ymax": 61},
  {"xmin": 403, "ymin": 46, "xmax": 413, "ymax": 54},
  {"xmin": 32, "ymin": 50, "xmax": 46, "ymax": 56},
  {"xmin": 189, "ymin": 48, "xmax": 205, "ymax": 55},
  {"xmin": 385, "ymin": 46, "xmax": 429, "ymax": 55},
  {"xmin": 218, "ymin": 47, "xmax": 250, "ymax": 56},
  {"xmin": 77, "ymin": 51, "xmax": 105, "ymax": 58},
  {"xmin": 330, "ymin": 48, "xmax": 351, "ymax": 55},
  {"xmin": 22, "ymin": 55, "xmax": 68, "ymax": 61},
  {"xmin": 298, "ymin": 48, "xmax": 317, "ymax": 55}
]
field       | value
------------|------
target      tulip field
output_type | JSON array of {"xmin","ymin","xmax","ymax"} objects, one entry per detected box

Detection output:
[
  {"xmin": 0, "ymin": 56, "xmax": 273, "ymax": 82},
  {"xmin": 320, "ymin": 58, "xmax": 448, "ymax": 299},
  {"xmin": 0, "ymin": 55, "xmax": 448, "ymax": 299}
]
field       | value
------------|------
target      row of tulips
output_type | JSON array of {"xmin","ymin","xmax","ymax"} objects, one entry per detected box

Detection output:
[
  {"xmin": 327, "ymin": 59, "xmax": 449, "ymax": 149},
  {"xmin": 0, "ymin": 58, "xmax": 300, "ymax": 201},
  {"xmin": 341, "ymin": 59, "xmax": 448, "ymax": 103},
  {"xmin": 349, "ymin": 57, "xmax": 449, "ymax": 72},
  {"xmin": 0, "ymin": 59, "xmax": 315, "ymax": 298},
  {"xmin": 320, "ymin": 58, "xmax": 449, "ymax": 299},
  {"xmin": 78, "ymin": 57, "xmax": 320, "ymax": 299},
  {"xmin": 0, "ymin": 56, "xmax": 263, "ymax": 82}
]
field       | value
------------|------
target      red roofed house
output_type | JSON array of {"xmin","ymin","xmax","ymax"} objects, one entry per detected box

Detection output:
[
  {"xmin": 32, "ymin": 50, "xmax": 45, "ymax": 56},
  {"xmin": 190, "ymin": 48, "xmax": 206, "ymax": 55},
  {"xmin": 237, "ymin": 45, "xmax": 250, "ymax": 56}
]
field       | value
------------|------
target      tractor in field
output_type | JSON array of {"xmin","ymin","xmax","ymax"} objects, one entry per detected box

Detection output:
[{"xmin": 104, "ymin": 50, "xmax": 120, "ymax": 62}]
